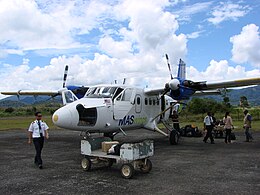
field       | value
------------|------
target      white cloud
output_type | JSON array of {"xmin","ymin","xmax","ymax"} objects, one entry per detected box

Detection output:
[
  {"xmin": 208, "ymin": 2, "xmax": 250, "ymax": 25},
  {"xmin": 0, "ymin": 0, "xmax": 259, "ymax": 101},
  {"xmin": 99, "ymin": 36, "xmax": 133, "ymax": 58},
  {"xmin": 187, "ymin": 59, "xmax": 260, "ymax": 82},
  {"xmin": 173, "ymin": 2, "xmax": 213, "ymax": 22},
  {"xmin": 186, "ymin": 31, "xmax": 203, "ymax": 39},
  {"xmin": 0, "ymin": 0, "xmax": 113, "ymax": 57},
  {"xmin": 230, "ymin": 24, "xmax": 260, "ymax": 68}
]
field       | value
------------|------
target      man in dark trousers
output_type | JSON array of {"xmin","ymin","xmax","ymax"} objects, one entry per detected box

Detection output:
[
  {"xmin": 28, "ymin": 112, "xmax": 49, "ymax": 169},
  {"xmin": 243, "ymin": 110, "xmax": 253, "ymax": 142},
  {"xmin": 203, "ymin": 112, "xmax": 214, "ymax": 144}
]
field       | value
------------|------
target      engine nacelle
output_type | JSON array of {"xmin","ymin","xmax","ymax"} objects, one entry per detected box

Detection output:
[{"xmin": 169, "ymin": 79, "xmax": 180, "ymax": 90}]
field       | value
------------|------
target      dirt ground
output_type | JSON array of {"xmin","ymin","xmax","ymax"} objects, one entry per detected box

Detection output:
[{"xmin": 0, "ymin": 128, "xmax": 259, "ymax": 195}]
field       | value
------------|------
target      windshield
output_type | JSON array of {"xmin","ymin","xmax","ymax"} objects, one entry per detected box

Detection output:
[{"xmin": 85, "ymin": 86, "xmax": 124, "ymax": 99}]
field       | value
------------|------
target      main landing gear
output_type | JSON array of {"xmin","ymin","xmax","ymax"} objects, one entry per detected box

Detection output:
[{"xmin": 169, "ymin": 130, "xmax": 180, "ymax": 145}]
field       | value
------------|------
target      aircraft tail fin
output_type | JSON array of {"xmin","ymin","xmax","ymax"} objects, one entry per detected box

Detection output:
[{"xmin": 177, "ymin": 59, "xmax": 186, "ymax": 79}]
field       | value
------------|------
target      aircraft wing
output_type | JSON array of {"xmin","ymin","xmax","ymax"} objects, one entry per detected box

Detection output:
[
  {"xmin": 0, "ymin": 90, "xmax": 60, "ymax": 96},
  {"xmin": 202, "ymin": 78, "xmax": 260, "ymax": 90},
  {"xmin": 144, "ymin": 88, "xmax": 164, "ymax": 96},
  {"xmin": 193, "ymin": 90, "xmax": 221, "ymax": 96},
  {"xmin": 144, "ymin": 77, "xmax": 260, "ymax": 96}
]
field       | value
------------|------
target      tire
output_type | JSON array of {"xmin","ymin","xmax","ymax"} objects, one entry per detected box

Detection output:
[
  {"xmin": 169, "ymin": 130, "xmax": 179, "ymax": 145},
  {"xmin": 140, "ymin": 159, "xmax": 152, "ymax": 173},
  {"xmin": 81, "ymin": 157, "xmax": 91, "ymax": 171},
  {"xmin": 120, "ymin": 163, "xmax": 134, "ymax": 179}
]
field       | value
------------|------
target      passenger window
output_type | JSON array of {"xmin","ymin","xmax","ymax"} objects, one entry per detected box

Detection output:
[
  {"xmin": 145, "ymin": 98, "xmax": 148, "ymax": 105},
  {"xmin": 137, "ymin": 97, "xmax": 141, "ymax": 105}
]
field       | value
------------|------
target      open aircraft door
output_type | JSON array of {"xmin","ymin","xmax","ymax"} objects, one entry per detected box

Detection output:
[{"xmin": 113, "ymin": 88, "xmax": 136, "ymax": 119}]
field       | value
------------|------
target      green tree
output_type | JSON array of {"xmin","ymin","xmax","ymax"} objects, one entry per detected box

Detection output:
[
  {"xmin": 240, "ymin": 96, "xmax": 249, "ymax": 108},
  {"xmin": 5, "ymin": 107, "xmax": 14, "ymax": 113}
]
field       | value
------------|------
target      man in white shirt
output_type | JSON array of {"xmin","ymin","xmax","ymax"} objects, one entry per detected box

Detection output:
[
  {"xmin": 203, "ymin": 112, "xmax": 214, "ymax": 144},
  {"xmin": 28, "ymin": 112, "xmax": 49, "ymax": 169}
]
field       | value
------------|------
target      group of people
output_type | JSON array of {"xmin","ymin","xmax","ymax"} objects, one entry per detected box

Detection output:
[
  {"xmin": 29, "ymin": 109, "xmax": 254, "ymax": 169},
  {"xmin": 203, "ymin": 110, "xmax": 253, "ymax": 144}
]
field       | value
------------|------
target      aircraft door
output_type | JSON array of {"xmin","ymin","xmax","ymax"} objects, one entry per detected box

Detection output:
[
  {"xmin": 135, "ymin": 95, "xmax": 142, "ymax": 113},
  {"xmin": 113, "ymin": 88, "xmax": 135, "ymax": 119}
]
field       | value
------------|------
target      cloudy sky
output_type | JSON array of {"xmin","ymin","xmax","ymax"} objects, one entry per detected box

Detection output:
[{"xmin": 0, "ymin": 0, "xmax": 260, "ymax": 99}]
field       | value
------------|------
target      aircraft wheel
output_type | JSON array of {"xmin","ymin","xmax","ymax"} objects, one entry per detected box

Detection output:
[
  {"xmin": 81, "ymin": 156, "xmax": 91, "ymax": 171},
  {"xmin": 140, "ymin": 159, "xmax": 152, "ymax": 173},
  {"xmin": 121, "ymin": 163, "xmax": 134, "ymax": 179},
  {"xmin": 170, "ymin": 130, "xmax": 179, "ymax": 145}
]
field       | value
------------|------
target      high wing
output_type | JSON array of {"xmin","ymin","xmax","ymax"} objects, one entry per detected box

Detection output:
[
  {"xmin": 0, "ymin": 90, "xmax": 60, "ymax": 96},
  {"xmin": 0, "ymin": 65, "xmax": 89, "ymax": 102},
  {"xmin": 144, "ymin": 88, "xmax": 221, "ymax": 96},
  {"xmin": 201, "ymin": 78, "xmax": 260, "ymax": 90},
  {"xmin": 144, "ymin": 77, "xmax": 260, "ymax": 99}
]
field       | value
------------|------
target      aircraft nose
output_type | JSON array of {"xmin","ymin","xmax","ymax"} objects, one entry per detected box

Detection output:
[{"xmin": 52, "ymin": 107, "xmax": 72, "ymax": 128}]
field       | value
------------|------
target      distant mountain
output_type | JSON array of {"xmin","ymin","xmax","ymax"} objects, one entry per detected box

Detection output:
[
  {"xmin": 201, "ymin": 85, "xmax": 260, "ymax": 106},
  {"xmin": 0, "ymin": 95, "xmax": 62, "ymax": 107}
]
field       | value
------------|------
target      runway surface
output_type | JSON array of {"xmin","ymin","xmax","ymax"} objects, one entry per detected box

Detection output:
[{"xmin": 0, "ymin": 129, "xmax": 259, "ymax": 195}]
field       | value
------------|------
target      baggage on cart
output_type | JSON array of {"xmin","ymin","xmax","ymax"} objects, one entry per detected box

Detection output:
[{"xmin": 81, "ymin": 137, "xmax": 154, "ymax": 179}]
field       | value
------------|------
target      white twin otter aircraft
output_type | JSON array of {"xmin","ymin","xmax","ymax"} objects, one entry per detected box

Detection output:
[{"xmin": 2, "ymin": 55, "xmax": 260, "ymax": 144}]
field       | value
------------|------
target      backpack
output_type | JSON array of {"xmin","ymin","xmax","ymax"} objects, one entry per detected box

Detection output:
[{"xmin": 247, "ymin": 114, "xmax": 252, "ymax": 122}]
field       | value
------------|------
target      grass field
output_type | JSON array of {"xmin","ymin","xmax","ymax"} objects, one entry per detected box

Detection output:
[
  {"xmin": 0, "ymin": 115, "xmax": 259, "ymax": 132},
  {"xmin": 0, "ymin": 116, "xmax": 57, "ymax": 131}
]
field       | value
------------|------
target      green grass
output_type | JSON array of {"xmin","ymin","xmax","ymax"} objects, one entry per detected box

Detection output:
[
  {"xmin": 0, "ymin": 116, "xmax": 57, "ymax": 131},
  {"xmin": 0, "ymin": 116, "xmax": 259, "ymax": 132}
]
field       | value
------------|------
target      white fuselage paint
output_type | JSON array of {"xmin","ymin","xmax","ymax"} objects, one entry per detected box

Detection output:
[{"xmin": 52, "ymin": 86, "xmax": 176, "ymax": 134}]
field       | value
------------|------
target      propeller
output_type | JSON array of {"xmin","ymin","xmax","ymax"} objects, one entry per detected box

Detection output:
[
  {"xmin": 62, "ymin": 65, "xmax": 69, "ymax": 88},
  {"xmin": 163, "ymin": 54, "xmax": 180, "ymax": 94},
  {"xmin": 165, "ymin": 54, "xmax": 173, "ymax": 80}
]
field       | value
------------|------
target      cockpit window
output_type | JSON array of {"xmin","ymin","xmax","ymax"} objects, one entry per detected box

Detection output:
[{"xmin": 84, "ymin": 86, "xmax": 124, "ymax": 99}]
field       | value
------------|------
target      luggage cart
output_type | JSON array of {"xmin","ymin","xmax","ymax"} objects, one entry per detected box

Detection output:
[{"xmin": 81, "ymin": 137, "xmax": 154, "ymax": 179}]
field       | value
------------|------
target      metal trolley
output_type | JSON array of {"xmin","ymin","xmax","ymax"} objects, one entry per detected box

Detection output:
[{"xmin": 81, "ymin": 137, "xmax": 154, "ymax": 179}]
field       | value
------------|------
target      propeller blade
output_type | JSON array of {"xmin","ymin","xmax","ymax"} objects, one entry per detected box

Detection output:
[
  {"xmin": 62, "ymin": 65, "xmax": 69, "ymax": 88},
  {"xmin": 165, "ymin": 54, "xmax": 173, "ymax": 80}
]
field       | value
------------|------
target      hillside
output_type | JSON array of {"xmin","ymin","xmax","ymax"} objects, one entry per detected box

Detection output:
[
  {"xmin": 202, "ymin": 85, "xmax": 260, "ymax": 106},
  {"xmin": 0, "ymin": 95, "xmax": 61, "ymax": 107}
]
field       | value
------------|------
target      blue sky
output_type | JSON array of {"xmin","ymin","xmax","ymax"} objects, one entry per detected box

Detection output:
[{"xmin": 0, "ymin": 0, "xmax": 260, "ymax": 99}]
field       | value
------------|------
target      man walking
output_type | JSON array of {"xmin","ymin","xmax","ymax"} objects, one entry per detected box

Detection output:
[
  {"xmin": 243, "ymin": 110, "xmax": 253, "ymax": 142},
  {"xmin": 203, "ymin": 112, "xmax": 215, "ymax": 144},
  {"xmin": 28, "ymin": 112, "xmax": 49, "ymax": 169}
]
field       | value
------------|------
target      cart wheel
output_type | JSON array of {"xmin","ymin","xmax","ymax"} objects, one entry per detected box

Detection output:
[
  {"xmin": 169, "ymin": 130, "xmax": 179, "ymax": 145},
  {"xmin": 105, "ymin": 159, "xmax": 114, "ymax": 168},
  {"xmin": 81, "ymin": 157, "xmax": 91, "ymax": 171},
  {"xmin": 140, "ymin": 159, "xmax": 152, "ymax": 173},
  {"xmin": 121, "ymin": 163, "xmax": 134, "ymax": 179}
]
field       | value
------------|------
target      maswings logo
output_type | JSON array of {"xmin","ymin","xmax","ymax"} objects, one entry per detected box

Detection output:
[{"xmin": 118, "ymin": 115, "xmax": 134, "ymax": 126}]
